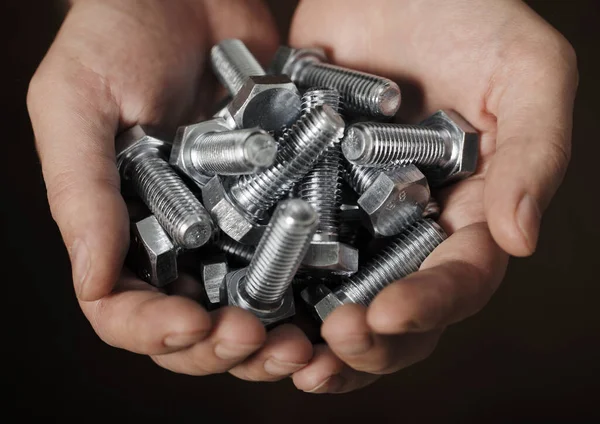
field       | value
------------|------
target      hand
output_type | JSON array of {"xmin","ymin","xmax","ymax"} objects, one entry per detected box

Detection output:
[
  {"xmin": 27, "ymin": 0, "xmax": 313, "ymax": 381},
  {"xmin": 288, "ymin": 0, "xmax": 578, "ymax": 393}
]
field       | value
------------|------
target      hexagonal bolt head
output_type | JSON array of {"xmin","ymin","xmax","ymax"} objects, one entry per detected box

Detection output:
[
  {"xmin": 223, "ymin": 75, "xmax": 302, "ymax": 132},
  {"xmin": 200, "ymin": 258, "xmax": 229, "ymax": 305},
  {"xmin": 116, "ymin": 125, "xmax": 170, "ymax": 178},
  {"xmin": 302, "ymin": 240, "xmax": 359, "ymax": 275},
  {"xmin": 358, "ymin": 165, "xmax": 430, "ymax": 238},
  {"xmin": 201, "ymin": 176, "xmax": 265, "ymax": 245},
  {"xmin": 300, "ymin": 284, "xmax": 344, "ymax": 323},
  {"xmin": 420, "ymin": 110, "xmax": 479, "ymax": 185},
  {"xmin": 129, "ymin": 215, "xmax": 178, "ymax": 287},
  {"xmin": 170, "ymin": 119, "xmax": 232, "ymax": 187},
  {"xmin": 221, "ymin": 268, "xmax": 295, "ymax": 327},
  {"xmin": 269, "ymin": 46, "xmax": 327, "ymax": 80}
]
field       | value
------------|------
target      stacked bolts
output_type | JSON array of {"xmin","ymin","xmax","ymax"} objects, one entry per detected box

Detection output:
[{"xmin": 122, "ymin": 39, "xmax": 480, "ymax": 328}]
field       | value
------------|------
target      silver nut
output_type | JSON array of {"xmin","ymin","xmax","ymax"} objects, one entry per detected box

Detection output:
[
  {"xmin": 302, "ymin": 240, "xmax": 359, "ymax": 275},
  {"xmin": 115, "ymin": 125, "xmax": 170, "ymax": 177},
  {"xmin": 201, "ymin": 176, "xmax": 265, "ymax": 245},
  {"xmin": 357, "ymin": 165, "xmax": 430, "ymax": 237},
  {"xmin": 221, "ymin": 268, "xmax": 295, "ymax": 327},
  {"xmin": 420, "ymin": 110, "xmax": 479, "ymax": 185},
  {"xmin": 169, "ymin": 119, "xmax": 233, "ymax": 187},
  {"xmin": 200, "ymin": 258, "xmax": 229, "ymax": 305},
  {"xmin": 269, "ymin": 46, "xmax": 327, "ymax": 80},
  {"xmin": 300, "ymin": 284, "xmax": 343, "ymax": 322},
  {"xmin": 130, "ymin": 215, "xmax": 178, "ymax": 287},
  {"xmin": 226, "ymin": 75, "xmax": 301, "ymax": 132}
]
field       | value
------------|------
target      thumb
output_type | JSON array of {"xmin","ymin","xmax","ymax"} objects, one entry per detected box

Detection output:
[{"xmin": 28, "ymin": 61, "xmax": 128, "ymax": 301}]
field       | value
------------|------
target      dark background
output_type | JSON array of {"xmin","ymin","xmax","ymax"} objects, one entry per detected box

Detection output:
[{"xmin": 5, "ymin": 1, "xmax": 599, "ymax": 421}]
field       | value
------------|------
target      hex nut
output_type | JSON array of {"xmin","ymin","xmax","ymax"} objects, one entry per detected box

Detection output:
[
  {"xmin": 269, "ymin": 46, "xmax": 327, "ymax": 80},
  {"xmin": 169, "ymin": 119, "xmax": 233, "ymax": 187},
  {"xmin": 300, "ymin": 284, "xmax": 344, "ymax": 322},
  {"xmin": 357, "ymin": 165, "xmax": 430, "ymax": 238},
  {"xmin": 221, "ymin": 268, "xmax": 295, "ymax": 327},
  {"xmin": 201, "ymin": 176, "xmax": 266, "ymax": 245},
  {"xmin": 200, "ymin": 258, "xmax": 229, "ymax": 305},
  {"xmin": 115, "ymin": 125, "xmax": 170, "ymax": 178},
  {"xmin": 225, "ymin": 75, "xmax": 302, "ymax": 132},
  {"xmin": 420, "ymin": 110, "xmax": 479, "ymax": 186},
  {"xmin": 302, "ymin": 240, "xmax": 359, "ymax": 275},
  {"xmin": 130, "ymin": 215, "xmax": 178, "ymax": 287}
]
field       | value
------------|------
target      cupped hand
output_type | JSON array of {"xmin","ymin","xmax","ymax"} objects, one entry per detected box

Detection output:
[
  {"xmin": 27, "ymin": 0, "xmax": 313, "ymax": 381},
  {"xmin": 289, "ymin": 0, "xmax": 578, "ymax": 393}
]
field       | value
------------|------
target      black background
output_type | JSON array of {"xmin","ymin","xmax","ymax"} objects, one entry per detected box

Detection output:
[{"xmin": 5, "ymin": 1, "xmax": 600, "ymax": 421}]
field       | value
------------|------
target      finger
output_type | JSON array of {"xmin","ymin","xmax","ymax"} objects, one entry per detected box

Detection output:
[
  {"xmin": 484, "ymin": 36, "xmax": 578, "ymax": 256},
  {"xmin": 229, "ymin": 324, "xmax": 313, "ymax": 382},
  {"xmin": 367, "ymin": 222, "xmax": 508, "ymax": 335},
  {"xmin": 151, "ymin": 307, "xmax": 266, "ymax": 376},
  {"xmin": 292, "ymin": 345, "xmax": 380, "ymax": 394},
  {"xmin": 27, "ymin": 54, "xmax": 126, "ymax": 301},
  {"xmin": 79, "ymin": 270, "xmax": 212, "ymax": 355}
]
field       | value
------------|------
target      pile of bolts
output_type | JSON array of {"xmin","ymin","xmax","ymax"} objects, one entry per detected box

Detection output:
[{"xmin": 119, "ymin": 39, "xmax": 479, "ymax": 327}]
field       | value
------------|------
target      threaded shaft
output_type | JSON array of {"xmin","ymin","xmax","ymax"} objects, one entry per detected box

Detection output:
[
  {"xmin": 343, "ymin": 162, "xmax": 385, "ymax": 195},
  {"xmin": 130, "ymin": 155, "xmax": 214, "ymax": 249},
  {"xmin": 215, "ymin": 235, "xmax": 255, "ymax": 264},
  {"xmin": 211, "ymin": 39, "xmax": 265, "ymax": 95},
  {"xmin": 342, "ymin": 122, "xmax": 447, "ymax": 167},
  {"xmin": 229, "ymin": 105, "xmax": 345, "ymax": 219},
  {"xmin": 243, "ymin": 199, "xmax": 318, "ymax": 305},
  {"xmin": 301, "ymin": 87, "xmax": 342, "ymax": 115},
  {"xmin": 336, "ymin": 219, "xmax": 447, "ymax": 306},
  {"xmin": 296, "ymin": 62, "xmax": 400, "ymax": 117},
  {"xmin": 191, "ymin": 128, "xmax": 277, "ymax": 175}
]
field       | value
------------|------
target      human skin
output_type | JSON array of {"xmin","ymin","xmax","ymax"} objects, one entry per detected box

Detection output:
[{"xmin": 27, "ymin": 0, "xmax": 577, "ymax": 392}]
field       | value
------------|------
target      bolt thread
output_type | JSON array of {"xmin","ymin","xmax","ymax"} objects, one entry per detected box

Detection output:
[
  {"xmin": 301, "ymin": 87, "xmax": 342, "ymax": 115},
  {"xmin": 191, "ymin": 129, "xmax": 276, "ymax": 175},
  {"xmin": 243, "ymin": 199, "xmax": 318, "ymax": 305},
  {"xmin": 296, "ymin": 62, "xmax": 400, "ymax": 117},
  {"xmin": 215, "ymin": 235, "xmax": 255, "ymax": 264},
  {"xmin": 211, "ymin": 39, "xmax": 265, "ymax": 95},
  {"xmin": 337, "ymin": 219, "xmax": 447, "ymax": 306},
  {"xmin": 345, "ymin": 122, "xmax": 447, "ymax": 167},
  {"xmin": 343, "ymin": 162, "xmax": 385, "ymax": 195},
  {"xmin": 130, "ymin": 156, "xmax": 213, "ymax": 249},
  {"xmin": 230, "ymin": 105, "xmax": 344, "ymax": 219}
]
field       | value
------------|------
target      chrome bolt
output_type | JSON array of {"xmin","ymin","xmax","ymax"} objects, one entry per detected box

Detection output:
[
  {"xmin": 215, "ymin": 235, "xmax": 255, "ymax": 265},
  {"xmin": 221, "ymin": 199, "xmax": 319, "ymax": 326},
  {"xmin": 116, "ymin": 126, "xmax": 214, "ymax": 249},
  {"xmin": 301, "ymin": 87, "xmax": 343, "ymax": 116},
  {"xmin": 342, "ymin": 110, "xmax": 480, "ymax": 186}
]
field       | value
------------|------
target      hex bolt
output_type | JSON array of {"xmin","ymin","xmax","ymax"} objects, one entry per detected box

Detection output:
[
  {"xmin": 116, "ymin": 125, "xmax": 214, "ymax": 249},
  {"xmin": 271, "ymin": 46, "xmax": 401, "ymax": 117},
  {"xmin": 302, "ymin": 219, "xmax": 447, "ymax": 321},
  {"xmin": 211, "ymin": 39, "xmax": 301, "ymax": 131},
  {"xmin": 215, "ymin": 235, "xmax": 255, "ymax": 265},
  {"xmin": 202, "ymin": 105, "xmax": 344, "ymax": 244},
  {"xmin": 221, "ymin": 199, "xmax": 319, "ymax": 326},
  {"xmin": 342, "ymin": 110, "xmax": 480, "ymax": 186},
  {"xmin": 200, "ymin": 258, "xmax": 229, "ymax": 305},
  {"xmin": 344, "ymin": 163, "xmax": 430, "ymax": 237}
]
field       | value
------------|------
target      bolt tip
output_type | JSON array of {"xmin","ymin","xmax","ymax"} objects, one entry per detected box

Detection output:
[
  {"xmin": 342, "ymin": 125, "xmax": 370, "ymax": 163},
  {"xmin": 317, "ymin": 104, "xmax": 345, "ymax": 134},
  {"xmin": 377, "ymin": 84, "xmax": 401, "ymax": 117},
  {"xmin": 279, "ymin": 199, "xmax": 319, "ymax": 227},
  {"xmin": 179, "ymin": 218, "xmax": 213, "ymax": 249}
]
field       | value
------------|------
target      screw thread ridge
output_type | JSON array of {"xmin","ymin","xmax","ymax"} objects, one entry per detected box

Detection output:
[
  {"xmin": 297, "ymin": 63, "xmax": 399, "ymax": 116},
  {"xmin": 211, "ymin": 39, "xmax": 265, "ymax": 95},
  {"xmin": 244, "ymin": 200, "xmax": 318, "ymax": 304},
  {"xmin": 338, "ymin": 219, "xmax": 447, "ymax": 306},
  {"xmin": 350, "ymin": 123, "xmax": 447, "ymax": 167},
  {"xmin": 301, "ymin": 87, "xmax": 342, "ymax": 115},
  {"xmin": 215, "ymin": 236, "xmax": 255, "ymax": 264},
  {"xmin": 230, "ymin": 106, "xmax": 344, "ymax": 218},
  {"xmin": 344, "ymin": 162, "xmax": 385, "ymax": 195},
  {"xmin": 131, "ymin": 157, "xmax": 213, "ymax": 249}
]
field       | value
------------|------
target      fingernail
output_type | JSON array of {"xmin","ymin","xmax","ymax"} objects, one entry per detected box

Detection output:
[
  {"xmin": 334, "ymin": 333, "xmax": 373, "ymax": 356},
  {"xmin": 214, "ymin": 342, "xmax": 260, "ymax": 360},
  {"xmin": 164, "ymin": 331, "xmax": 208, "ymax": 348},
  {"xmin": 70, "ymin": 239, "xmax": 90, "ymax": 299},
  {"xmin": 306, "ymin": 375, "xmax": 345, "ymax": 394},
  {"xmin": 516, "ymin": 194, "xmax": 541, "ymax": 252},
  {"xmin": 264, "ymin": 358, "xmax": 307, "ymax": 376}
]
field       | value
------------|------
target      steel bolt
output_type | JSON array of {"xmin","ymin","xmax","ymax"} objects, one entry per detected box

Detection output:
[
  {"xmin": 301, "ymin": 87, "xmax": 343, "ymax": 116},
  {"xmin": 342, "ymin": 110, "xmax": 480, "ymax": 186},
  {"xmin": 221, "ymin": 199, "xmax": 319, "ymax": 326},
  {"xmin": 215, "ymin": 235, "xmax": 255, "ymax": 265},
  {"xmin": 271, "ymin": 46, "xmax": 401, "ymax": 118},
  {"xmin": 116, "ymin": 126, "xmax": 214, "ymax": 249},
  {"xmin": 302, "ymin": 219, "xmax": 447, "ymax": 321},
  {"xmin": 200, "ymin": 258, "xmax": 229, "ymax": 305}
]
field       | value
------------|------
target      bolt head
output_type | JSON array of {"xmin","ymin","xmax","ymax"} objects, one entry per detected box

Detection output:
[
  {"xmin": 169, "ymin": 119, "xmax": 233, "ymax": 187},
  {"xmin": 129, "ymin": 215, "xmax": 178, "ymax": 287},
  {"xmin": 269, "ymin": 46, "xmax": 327, "ymax": 80},
  {"xmin": 358, "ymin": 165, "xmax": 430, "ymax": 237},
  {"xmin": 225, "ymin": 75, "xmax": 301, "ymax": 132},
  {"xmin": 200, "ymin": 258, "xmax": 229, "ymax": 305},
  {"xmin": 300, "ymin": 284, "xmax": 344, "ymax": 323},
  {"xmin": 221, "ymin": 268, "xmax": 296, "ymax": 327},
  {"xmin": 115, "ymin": 125, "xmax": 170, "ymax": 178},
  {"xmin": 201, "ymin": 176, "xmax": 266, "ymax": 245},
  {"xmin": 420, "ymin": 110, "xmax": 480, "ymax": 186},
  {"xmin": 302, "ymin": 240, "xmax": 359, "ymax": 275}
]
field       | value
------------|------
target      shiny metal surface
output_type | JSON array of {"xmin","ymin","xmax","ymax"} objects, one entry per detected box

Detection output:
[{"xmin": 200, "ymin": 258, "xmax": 229, "ymax": 305}]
